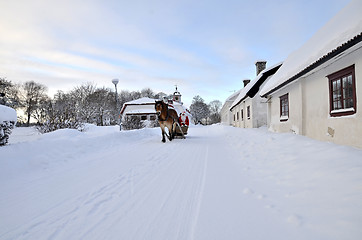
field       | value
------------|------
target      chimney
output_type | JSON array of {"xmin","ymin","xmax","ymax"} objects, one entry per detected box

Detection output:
[
  {"xmin": 255, "ymin": 60, "xmax": 267, "ymax": 76},
  {"xmin": 243, "ymin": 79, "xmax": 251, "ymax": 87}
]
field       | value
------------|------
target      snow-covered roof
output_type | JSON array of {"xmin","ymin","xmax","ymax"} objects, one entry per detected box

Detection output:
[
  {"xmin": 121, "ymin": 97, "xmax": 156, "ymax": 115},
  {"xmin": 230, "ymin": 62, "xmax": 282, "ymax": 110},
  {"xmin": 260, "ymin": 0, "xmax": 362, "ymax": 96},
  {"xmin": 0, "ymin": 105, "xmax": 17, "ymax": 123},
  {"xmin": 125, "ymin": 109, "xmax": 156, "ymax": 115},
  {"xmin": 220, "ymin": 90, "xmax": 241, "ymax": 114},
  {"xmin": 225, "ymin": 90, "xmax": 241, "ymax": 103},
  {"xmin": 124, "ymin": 97, "xmax": 156, "ymax": 105}
]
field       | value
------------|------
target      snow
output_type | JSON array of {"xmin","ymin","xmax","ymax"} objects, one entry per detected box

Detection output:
[
  {"xmin": 331, "ymin": 107, "xmax": 355, "ymax": 114},
  {"xmin": 120, "ymin": 97, "xmax": 156, "ymax": 115},
  {"xmin": 225, "ymin": 89, "xmax": 241, "ymax": 103},
  {"xmin": 124, "ymin": 108, "xmax": 156, "ymax": 114},
  {"xmin": 123, "ymin": 97, "xmax": 156, "ymax": 105},
  {"xmin": 280, "ymin": 115, "xmax": 289, "ymax": 121},
  {"xmin": 0, "ymin": 105, "xmax": 17, "ymax": 123},
  {"xmin": 260, "ymin": 0, "xmax": 362, "ymax": 96},
  {"xmin": 1, "ymin": 125, "xmax": 362, "ymax": 240},
  {"xmin": 230, "ymin": 62, "xmax": 282, "ymax": 109}
]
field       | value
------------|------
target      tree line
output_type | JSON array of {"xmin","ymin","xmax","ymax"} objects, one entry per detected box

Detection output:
[{"xmin": 0, "ymin": 77, "xmax": 222, "ymax": 132}]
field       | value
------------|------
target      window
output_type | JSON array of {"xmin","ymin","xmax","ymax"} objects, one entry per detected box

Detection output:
[
  {"xmin": 237, "ymin": 112, "xmax": 239, "ymax": 120},
  {"xmin": 247, "ymin": 106, "xmax": 250, "ymax": 119},
  {"xmin": 141, "ymin": 115, "xmax": 147, "ymax": 121},
  {"xmin": 280, "ymin": 94, "xmax": 289, "ymax": 121},
  {"xmin": 150, "ymin": 115, "xmax": 156, "ymax": 121},
  {"xmin": 241, "ymin": 109, "xmax": 244, "ymax": 121},
  {"xmin": 328, "ymin": 65, "xmax": 356, "ymax": 117}
]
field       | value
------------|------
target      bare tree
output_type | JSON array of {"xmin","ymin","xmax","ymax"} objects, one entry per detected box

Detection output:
[
  {"xmin": 20, "ymin": 81, "xmax": 48, "ymax": 126},
  {"xmin": 32, "ymin": 95, "xmax": 51, "ymax": 124},
  {"xmin": 119, "ymin": 90, "xmax": 133, "ymax": 110},
  {"xmin": 208, "ymin": 100, "xmax": 222, "ymax": 124},
  {"xmin": 154, "ymin": 92, "xmax": 167, "ymax": 100},
  {"xmin": 130, "ymin": 91, "xmax": 141, "ymax": 100},
  {"xmin": 87, "ymin": 87, "xmax": 115, "ymax": 125},
  {"xmin": 69, "ymin": 83, "xmax": 97, "ymax": 123},
  {"xmin": 141, "ymin": 88, "xmax": 155, "ymax": 98}
]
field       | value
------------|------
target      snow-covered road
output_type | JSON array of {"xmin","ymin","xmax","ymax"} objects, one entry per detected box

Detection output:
[{"xmin": 1, "ymin": 125, "xmax": 362, "ymax": 240}]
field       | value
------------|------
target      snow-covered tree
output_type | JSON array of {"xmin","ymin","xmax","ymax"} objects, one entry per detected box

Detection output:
[
  {"xmin": 37, "ymin": 91, "xmax": 84, "ymax": 133},
  {"xmin": 0, "ymin": 104, "xmax": 17, "ymax": 145},
  {"xmin": 122, "ymin": 116, "xmax": 144, "ymax": 130},
  {"xmin": 190, "ymin": 95, "xmax": 210, "ymax": 124},
  {"xmin": 0, "ymin": 78, "xmax": 20, "ymax": 109}
]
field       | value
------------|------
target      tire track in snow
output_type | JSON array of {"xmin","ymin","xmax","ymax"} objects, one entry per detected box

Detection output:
[
  {"xmin": 2, "ymin": 130, "xmax": 211, "ymax": 240},
  {"xmin": 189, "ymin": 144, "xmax": 208, "ymax": 240},
  {"xmin": 0, "ymin": 138, "xmax": 160, "ymax": 240},
  {"xmin": 78, "ymin": 139, "xmax": 192, "ymax": 239}
]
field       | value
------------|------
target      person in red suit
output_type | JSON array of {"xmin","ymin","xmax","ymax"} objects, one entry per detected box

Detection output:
[{"xmin": 179, "ymin": 112, "xmax": 189, "ymax": 126}]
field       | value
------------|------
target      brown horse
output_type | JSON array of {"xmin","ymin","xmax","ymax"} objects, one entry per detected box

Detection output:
[{"xmin": 155, "ymin": 100, "xmax": 184, "ymax": 143}]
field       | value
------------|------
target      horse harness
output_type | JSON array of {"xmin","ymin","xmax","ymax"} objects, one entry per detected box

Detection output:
[{"xmin": 158, "ymin": 107, "xmax": 177, "ymax": 123}]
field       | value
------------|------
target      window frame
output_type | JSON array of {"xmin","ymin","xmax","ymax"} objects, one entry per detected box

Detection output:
[
  {"xmin": 327, "ymin": 65, "xmax": 357, "ymax": 117},
  {"xmin": 241, "ymin": 109, "xmax": 244, "ymax": 121},
  {"xmin": 247, "ymin": 106, "xmax": 250, "ymax": 119},
  {"xmin": 280, "ymin": 93, "xmax": 289, "ymax": 122}
]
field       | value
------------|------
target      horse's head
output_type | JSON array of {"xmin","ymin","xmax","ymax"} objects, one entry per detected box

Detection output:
[{"xmin": 155, "ymin": 100, "xmax": 165, "ymax": 116}]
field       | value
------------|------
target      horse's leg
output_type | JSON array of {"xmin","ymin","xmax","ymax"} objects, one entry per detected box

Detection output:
[
  {"xmin": 172, "ymin": 122, "xmax": 177, "ymax": 139},
  {"xmin": 160, "ymin": 124, "xmax": 166, "ymax": 143},
  {"xmin": 168, "ymin": 127, "xmax": 173, "ymax": 141},
  {"xmin": 167, "ymin": 123, "xmax": 173, "ymax": 141}
]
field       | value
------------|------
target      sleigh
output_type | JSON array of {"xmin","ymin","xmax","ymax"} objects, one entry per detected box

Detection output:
[{"xmin": 174, "ymin": 124, "xmax": 188, "ymax": 138}]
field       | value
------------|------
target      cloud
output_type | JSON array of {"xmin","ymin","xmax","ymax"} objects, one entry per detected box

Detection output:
[{"xmin": 0, "ymin": 0, "xmax": 352, "ymax": 106}]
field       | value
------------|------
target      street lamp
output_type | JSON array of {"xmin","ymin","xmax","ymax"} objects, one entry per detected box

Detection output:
[{"xmin": 112, "ymin": 78, "xmax": 121, "ymax": 130}]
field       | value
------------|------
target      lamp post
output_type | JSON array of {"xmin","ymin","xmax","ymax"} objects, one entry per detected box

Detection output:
[{"xmin": 112, "ymin": 78, "xmax": 121, "ymax": 130}]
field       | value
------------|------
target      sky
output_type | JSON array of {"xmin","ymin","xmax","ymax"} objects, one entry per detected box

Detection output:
[{"xmin": 0, "ymin": 0, "xmax": 351, "ymax": 107}]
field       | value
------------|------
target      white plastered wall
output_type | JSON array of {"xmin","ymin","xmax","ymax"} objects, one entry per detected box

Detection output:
[
  {"xmin": 121, "ymin": 104, "xmax": 155, "ymax": 121},
  {"xmin": 267, "ymin": 45, "xmax": 362, "ymax": 148},
  {"xmin": 221, "ymin": 102, "xmax": 233, "ymax": 125}
]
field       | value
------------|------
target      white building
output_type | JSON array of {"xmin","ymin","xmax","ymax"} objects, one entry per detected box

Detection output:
[
  {"xmin": 220, "ymin": 90, "xmax": 240, "ymax": 125},
  {"xmin": 120, "ymin": 87, "xmax": 191, "ymax": 128},
  {"xmin": 260, "ymin": 0, "xmax": 362, "ymax": 148},
  {"xmin": 120, "ymin": 97, "xmax": 158, "ymax": 125},
  {"xmin": 230, "ymin": 61, "xmax": 282, "ymax": 128}
]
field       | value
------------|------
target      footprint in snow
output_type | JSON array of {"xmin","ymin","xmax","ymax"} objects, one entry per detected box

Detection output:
[
  {"xmin": 287, "ymin": 214, "xmax": 303, "ymax": 226},
  {"xmin": 243, "ymin": 188, "xmax": 254, "ymax": 194},
  {"xmin": 257, "ymin": 194, "xmax": 266, "ymax": 200},
  {"xmin": 265, "ymin": 204, "xmax": 275, "ymax": 209}
]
